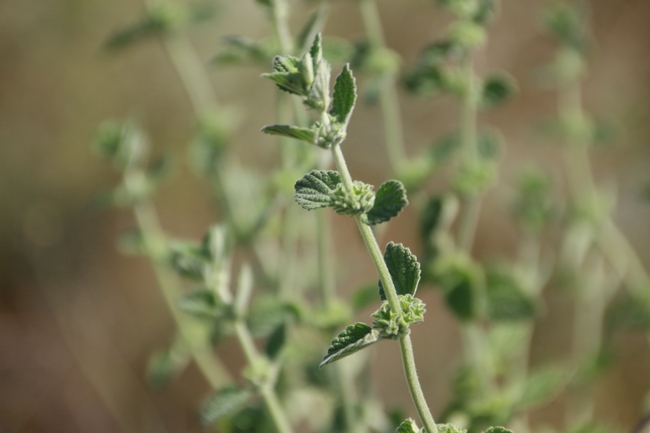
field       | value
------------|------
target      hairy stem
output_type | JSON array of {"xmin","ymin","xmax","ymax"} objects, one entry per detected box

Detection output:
[
  {"xmin": 358, "ymin": 0, "xmax": 407, "ymax": 171},
  {"xmin": 330, "ymin": 143, "xmax": 438, "ymax": 433}
]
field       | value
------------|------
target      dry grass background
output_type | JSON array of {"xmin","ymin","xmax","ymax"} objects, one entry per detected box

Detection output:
[{"xmin": 1, "ymin": 0, "xmax": 650, "ymax": 432}]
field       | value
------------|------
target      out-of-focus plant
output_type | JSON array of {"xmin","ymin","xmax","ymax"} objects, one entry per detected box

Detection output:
[{"xmin": 91, "ymin": 0, "xmax": 650, "ymax": 432}]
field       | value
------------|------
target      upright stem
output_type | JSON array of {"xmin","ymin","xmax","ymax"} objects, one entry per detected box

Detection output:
[
  {"xmin": 123, "ymin": 170, "xmax": 231, "ymax": 389},
  {"xmin": 330, "ymin": 143, "xmax": 438, "ymax": 433},
  {"xmin": 232, "ymin": 320, "xmax": 294, "ymax": 433},
  {"xmin": 454, "ymin": 52, "xmax": 497, "ymax": 395},
  {"xmin": 358, "ymin": 0, "xmax": 407, "ymax": 171}
]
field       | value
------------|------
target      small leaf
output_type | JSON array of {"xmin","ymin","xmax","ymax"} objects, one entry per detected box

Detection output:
[
  {"xmin": 262, "ymin": 56, "xmax": 308, "ymax": 96},
  {"xmin": 200, "ymin": 386, "xmax": 252, "ymax": 426},
  {"xmin": 486, "ymin": 266, "xmax": 536, "ymax": 322},
  {"xmin": 477, "ymin": 129, "xmax": 503, "ymax": 160},
  {"xmin": 378, "ymin": 242, "xmax": 422, "ymax": 301},
  {"xmin": 480, "ymin": 73, "xmax": 517, "ymax": 108},
  {"xmin": 515, "ymin": 366, "xmax": 567, "ymax": 411},
  {"xmin": 247, "ymin": 296, "xmax": 302, "ymax": 337},
  {"xmin": 294, "ymin": 170, "xmax": 343, "ymax": 211},
  {"xmin": 483, "ymin": 428, "xmax": 513, "ymax": 433},
  {"xmin": 363, "ymin": 180, "xmax": 408, "ymax": 225},
  {"xmin": 265, "ymin": 324, "xmax": 286, "ymax": 360},
  {"xmin": 438, "ymin": 425, "xmax": 467, "ymax": 433},
  {"xmin": 212, "ymin": 35, "xmax": 271, "ymax": 65},
  {"xmin": 261, "ymin": 124, "xmax": 318, "ymax": 145},
  {"xmin": 352, "ymin": 283, "xmax": 379, "ymax": 312},
  {"xmin": 396, "ymin": 419, "xmax": 421, "ymax": 433},
  {"xmin": 330, "ymin": 64, "xmax": 357, "ymax": 126},
  {"xmin": 146, "ymin": 339, "xmax": 190, "ymax": 390},
  {"xmin": 320, "ymin": 323, "xmax": 381, "ymax": 368},
  {"xmin": 606, "ymin": 292, "xmax": 650, "ymax": 333},
  {"xmin": 168, "ymin": 241, "xmax": 209, "ymax": 281},
  {"xmin": 178, "ymin": 288, "xmax": 222, "ymax": 317}
]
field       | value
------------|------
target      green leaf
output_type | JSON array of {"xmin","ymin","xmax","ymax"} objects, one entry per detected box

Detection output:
[
  {"xmin": 212, "ymin": 35, "xmax": 271, "ymax": 65},
  {"xmin": 480, "ymin": 73, "xmax": 517, "ymax": 108},
  {"xmin": 262, "ymin": 55, "xmax": 308, "ymax": 96},
  {"xmin": 200, "ymin": 386, "xmax": 252, "ymax": 426},
  {"xmin": 146, "ymin": 339, "xmax": 190, "ymax": 390},
  {"xmin": 294, "ymin": 170, "xmax": 343, "ymax": 211},
  {"xmin": 606, "ymin": 292, "xmax": 650, "ymax": 333},
  {"xmin": 352, "ymin": 282, "xmax": 379, "ymax": 312},
  {"xmin": 104, "ymin": 7, "xmax": 179, "ymax": 49},
  {"xmin": 378, "ymin": 242, "xmax": 422, "ymax": 301},
  {"xmin": 178, "ymin": 288, "xmax": 222, "ymax": 317},
  {"xmin": 396, "ymin": 419, "xmax": 421, "ymax": 433},
  {"xmin": 305, "ymin": 33, "xmax": 332, "ymax": 111},
  {"xmin": 433, "ymin": 253, "xmax": 483, "ymax": 321},
  {"xmin": 168, "ymin": 241, "xmax": 209, "ymax": 281},
  {"xmin": 261, "ymin": 124, "xmax": 318, "ymax": 145},
  {"xmin": 330, "ymin": 64, "xmax": 357, "ymax": 126},
  {"xmin": 438, "ymin": 425, "xmax": 467, "ymax": 433},
  {"xmin": 247, "ymin": 296, "xmax": 302, "ymax": 337},
  {"xmin": 265, "ymin": 324, "xmax": 286, "ymax": 360},
  {"xmin": 363, "ymin": 180, "xmax": 408, "ymax": 225},
  {"xmin": 320, "ymin": 323, "xmax": 381, "ymax": 368},
  {"xmin": 477, "ymin": 129, "xmax": 503, "ymax": 160},
  {"xmin": 486, "ymin": 266, "xmax": 536, "ymax": 322},
  {"xmin": 483, "ymin": 428, "xmax": 513, "ymax": 433},
  {"xmin": 515, "ymin": 366, "xmax": 567, "ymax": 411},
  {"xmin": 116, "ymin": 228, "xmax": 146, "ymax": 255}
]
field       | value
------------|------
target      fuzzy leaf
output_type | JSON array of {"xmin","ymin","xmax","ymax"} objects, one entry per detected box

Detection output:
[
  {"xmin": 396, "ymin": 419, "xmax": 421, "ymax": 433},
  {"xmin": 378, "ymin": 242, "xmax": 422, "ymax": 301},
  {"xmin": 294, "ymin": 170, "xmax": 342, "ymax": 211},
  {"xmin": 320, "ymin": 323, "xmax": 380, "ymax": 368},
  {"xmin": 262, "ymin": 56, "xmax": 307, "ymax": 96},
  {"xmin": 483, "ymin": 428, "xmax": 513, "ymax": 433},
  {"xmin": 200, "ymin": 386, "xmax": 252, "ymax": 426},
  {"xmin": 330, "ymin": 64, "xmax": 357, "ymax": 125},
  {"xmin": 438, "ymin": 425, "xmax": 467, "ymax": 433},
  {"xmin": 352, "ymin": 283, "xmax": 379, "ymax": 312},
  {"xmin": 261, "ymin": 124, "xmax": 318, "ymax": 145},
  {"xmin": 486, "ymin": 267, "xmax": 536, "ymax": 322},
  {"xmin": 515, "ymin": 367, "xmax": 567, "ymax": 411},
  {"xmin": 265, "ymin": 323, "xmax": 286, "ymax": 360},
  {"xmin": 178, "ymin": 288, "xmax": 221, "ymax": 317},
  {"xmin": 480, "ymin": 73, "xmax": 517, "ymax": 108},
  {"xmin": 363, "ymin": 180, "xmax": 408, "ymax": 225}
]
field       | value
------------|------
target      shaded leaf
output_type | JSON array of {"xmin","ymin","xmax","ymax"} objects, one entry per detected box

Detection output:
[
  {"xmin": 438, "ymin": 425, "xmax": 467, "ymax": 433},
  {"xmin": 294, "ymin": 170, "xmax": 342, "ymax": 211},
  {"xmin": 480, "ymin": 73, "xmax": 517, "ymax": 108},
  {"xmin": 486, "ymin": 266, "xmax": 536, "ymax": 322},
  {"xmin": 606, "ymin": 292, "xmax": 650, "ymax": 333},
  {"xmin": 261, "ymin": 124, "xmax": 318, "ymax": 145},
  {"xmin": 483, "ymin": 428, "xmax": 513, "ymax": 433},
  {"xmin": 396, "ymin": 419, "xmax": 421, "ymax": 433},
  {"xmin": 379, "ymin": 242, "xmax": 422, "ymax": 301},
  {"xmin": 330, "ymin": 64, "xmax": 357, "ymax": 125},
  {"xmin": 178, "ymin": 288, "xmax": 222, "ymax": 317},
  {"xmin": 320, "ymin": 323, "xmax": 380, "ymax": 368},
  {"xmin": 200, "ymin": 386, "xmax": 252, "ymax": 426},
  {"xmin": 352, "ymin": 282, "xmax": 379, "ymax": 312},
  {"xmin": 265, "ymin": 324, "xmax": 286, "ymax": 360},
  {"xmin": 515, "ymin": 366, "xmax": 567, "ymax": 411},
  {"xmin": 146, "ymin": 340, "xmax": 190, "ymax": 390},
  {"xmin": 363, "ymin": 180, "xmax": 408, "ymax": 225}
]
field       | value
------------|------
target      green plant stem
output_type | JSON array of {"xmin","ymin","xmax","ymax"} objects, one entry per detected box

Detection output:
[
  {"xmin": 358, "ymin": 0, "xmax": 407, "ymax": 172},
  {"xmin": 454, "ymin": 52, "xmax": 497, "ymax": 395},
  {"xmin": 316, "ymin": 210, "xmax": 336, "ymax": 304},
  {"xmin": 330, "ymin": 142, "xmax": 438, "ymax": 433},
  {"xmin": 124, "ymin": 179, "xmax": 231, "ymax": 389},
  {"xmin": 141, "ymin": 0, "xmax": 217, "ymax": 113},
  {"xmin": 232, "ymin": 320, "xmax": 294, "ymax": 433}
]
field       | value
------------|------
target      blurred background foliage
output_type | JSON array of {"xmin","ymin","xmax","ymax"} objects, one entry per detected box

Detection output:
[{"xmin": 1, "ymin": 0, "xmax": 650, "ymax": 432}]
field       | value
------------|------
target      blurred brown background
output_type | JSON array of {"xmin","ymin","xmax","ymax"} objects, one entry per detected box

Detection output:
[{"xmin": 1, "ymin": 0, "xmax": 650, "ymax": 432}]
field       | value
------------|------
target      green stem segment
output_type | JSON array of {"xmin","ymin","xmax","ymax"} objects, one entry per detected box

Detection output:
[
  {"xmin": 331, "ymin": 143, "xmax": 438, "ymax": 433},
  {"xmin": 358, "ymin": 0, "xmax": 407, "ymax": 172}
]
